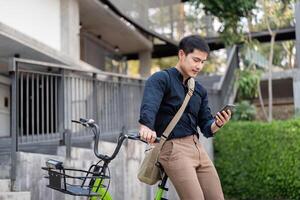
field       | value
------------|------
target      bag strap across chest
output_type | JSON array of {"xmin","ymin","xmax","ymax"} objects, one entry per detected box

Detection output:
[{"xmin": 158, "ymin": 77, "xmax": 195, "ymax": 147}]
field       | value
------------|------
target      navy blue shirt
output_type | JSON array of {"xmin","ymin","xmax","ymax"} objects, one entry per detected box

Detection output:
[{"xmin": 139, "ymin": 67, "xmax": 215, "ymax": 139}]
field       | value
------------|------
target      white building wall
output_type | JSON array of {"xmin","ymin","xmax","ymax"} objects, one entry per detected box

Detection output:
[{"xmin": 0, "ymin": 0, "xmax": 61, "ymax": 50}]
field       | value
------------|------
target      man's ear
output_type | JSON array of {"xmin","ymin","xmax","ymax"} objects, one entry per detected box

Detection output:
[{"xmin": 178, "ymin": 50, "xmax": 185, "ymax": 60}]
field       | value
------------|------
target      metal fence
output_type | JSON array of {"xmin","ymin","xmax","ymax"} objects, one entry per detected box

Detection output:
[
  {"xmin": 64, "ymin": 72, "xmax": 144, "ymax": 139},
  {"xmin": 17, "ymin": 69, "xmax": 61, "ymax": 143},
  {"xmin": 11, "ymin": 58, "xmax": 145, "ymax": 145}
]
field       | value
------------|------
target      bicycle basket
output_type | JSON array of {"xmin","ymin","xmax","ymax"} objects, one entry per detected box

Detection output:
[{"xmin": 42, "ymin": 159, "xmax": 110, "ymax": 197}]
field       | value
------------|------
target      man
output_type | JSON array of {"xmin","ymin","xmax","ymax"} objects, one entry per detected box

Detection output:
[{"xmin": 139, "ymin": 35, "xmax": 231, "ymax": 200}]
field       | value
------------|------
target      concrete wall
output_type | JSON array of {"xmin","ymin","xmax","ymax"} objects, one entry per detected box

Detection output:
[
  {"xmin": 7, "ymin": 137, "xmax": 214, "ymax": 200},
  {"xmin": 80, "ymin": 35, "xmax": 106, "ymax": 70},
  {"xmin": 139, "ymin": 51, "xmax": 152, "ymax": 77},
  {"xmin": 296, "ymin": 1, "xmax": 300, "ymax": 69},
  {"xmin": 60, "ymin": 0, "xmax": 80, "ymax": 60},
  {"xmin": 0, "ymin": 0, "xmax": 61, "ymax": 50},
  {"xmin": 295, "ymin": 1, "xmax": 300, "ymax": 115},
  {"xmin": 11, "ymin": 140, "xmax": 150, "ymax": 200},
  {"xmin": 0, "ymin": 153, "xmax": 11, "ymax": 179},
  {"xmin": 293, "ymin": 70, "xmax": 300, "ymax": 116}
]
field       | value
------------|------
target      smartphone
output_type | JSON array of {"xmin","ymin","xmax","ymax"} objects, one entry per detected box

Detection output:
[{"xmin": 219, "ymin": 104, "xmax": 236, "ymax": 115}]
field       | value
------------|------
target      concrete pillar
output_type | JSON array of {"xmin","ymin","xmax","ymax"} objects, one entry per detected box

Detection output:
[
  {"xmin": 296, "ymin": 1, "xmax": 300, "ymax": 69},
  {"xmin": 60, "ymin": 0, "xmax": 80, "ymax": 61},
  {"xmin": 204, "ymin": 14, "xmax": 215, "ymax": 37},
  {"xmin": 139, "ymin": 51, "xmax": 152, "ymax": 77},
  {"xmin": 294, "ymin": 71, "xmax": 300, "ymax": 116},
  {"xmin": 294, "ymin": 1, "xmax": 300, "ymax": 116},
  {"xmin": 80, "ymin": 34, "xmax": 106, "ymax": 70}
]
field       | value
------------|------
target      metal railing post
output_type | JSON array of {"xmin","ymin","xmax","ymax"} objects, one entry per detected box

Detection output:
[
  {"xmin": 61, "ymin": 129, "xmax": 72, "ymax": 158},
  {"xmin": 119, "ymin": 77, "xmax": 125, "ymax": 130},
  {"xmin": 9, "ymin": 58, "xmax": 18, "ymax": 191},
  {"xmin": 58, "ymin": 69, "xmax": 65, "ymax": 139},
  {"xmin": 92, "ymin": 73, "xmax": 99, "ymax": 124}
]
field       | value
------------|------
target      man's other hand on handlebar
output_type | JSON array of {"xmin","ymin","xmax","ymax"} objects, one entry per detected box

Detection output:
[{"xmin": 139, "ymin": 124, "xmax": 157, "ymax": 144}]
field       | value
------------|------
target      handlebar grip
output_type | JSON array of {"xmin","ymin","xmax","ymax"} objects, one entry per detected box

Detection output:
[
  {"xmin": 71, "ymin": 120, "xmax": 81, "ymax": 124},
  {"xmin": 71, "ymin": 118, "xmax": 95, "ymax": 127},
  {"xmin": 71, "ymin": 119, "xmax": 88, "ymax": 127},
  {"xmin": 127, "ymin": 134, "xmax": 160, "ymax": 143}
]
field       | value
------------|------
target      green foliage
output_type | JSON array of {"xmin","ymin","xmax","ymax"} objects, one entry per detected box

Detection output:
[
  {"xmin": 236, "ymin": 68, "xmax": 261, "ymax": 100},
  {"xmin": 190, "ymin": 0, "xmax": 294, "ymax": 46},
  {"xmin": 256, "ymin": 41, "xmax": 296, "ymax": 69},
  {"xmin": 194, "ymin": 0, "xmax": 255, "ymax": 18},
  {"xmin": 214, "ymin": 120, "xmax": 300, "ymax": 200},
  {"xmin": 232, "ymin": 100, "xmax": 256, "ymax": 121},
  {"xmin": 260, "ymin": 0, "xmax": 295, "ymax": 31},
  {"xmin": 191, "ymin": 0, "xmax": 257, "ymax": 45}
]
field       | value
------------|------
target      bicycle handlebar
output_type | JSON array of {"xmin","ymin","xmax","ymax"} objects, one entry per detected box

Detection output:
[
  {"xmin": 71, "ymin": 118, "xmax": 160, "ymax": 162},
  {"xmin": 71, "ymin": 118, "xmax": 95, "ymax": 127}
]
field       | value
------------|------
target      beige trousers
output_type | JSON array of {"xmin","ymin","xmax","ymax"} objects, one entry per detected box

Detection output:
[{"xmin": 158, "ymin": 135, "xmax": 224, "ymax": 200}]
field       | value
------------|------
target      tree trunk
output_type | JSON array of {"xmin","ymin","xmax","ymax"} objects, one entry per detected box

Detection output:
[
  {"xmin": 268, "ymin": 33, "xmax": 276, "ymax": 122},
  {"xmin": 178, "ymin": 3, "xmax": 185, "ymax": 39},
  {"xmin": 247, "ymin": 16, "xmax": 268, "ymax": 121},
  {"xmin": 263, "ymin": 0, "xmax": 276, "ymax": 122},
  {"xmin": 257, "ymin": 81, "xmax": 268, "ymax": 121}
]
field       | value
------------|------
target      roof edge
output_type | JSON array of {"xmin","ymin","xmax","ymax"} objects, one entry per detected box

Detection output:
[{"xmin": 98, "ymin": 0, "xmax": 178, "ymax": 47}]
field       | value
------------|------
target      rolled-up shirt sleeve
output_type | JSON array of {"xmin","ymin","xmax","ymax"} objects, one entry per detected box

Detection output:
[
  {"xmin": 197, "ymin": 88, "xmax": 214, "ymax": 138},
  {"xmin": 139, "ymin": 71, "xmax": 168, "ymax": 130}
]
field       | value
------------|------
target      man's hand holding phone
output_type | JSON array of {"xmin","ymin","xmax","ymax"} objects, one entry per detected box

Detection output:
[{"xmin": 214, "ymin": 104, "xmax": 235, "ymax": 129}]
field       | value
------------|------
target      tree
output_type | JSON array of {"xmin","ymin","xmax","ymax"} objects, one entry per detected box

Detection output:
[
  {"xmin": 191, "ymin": 0, "xmax": 295, "ymax": 122},
  {"xmin": 191, "ymin": 0, "xmax": 257, "ymax": 45},
  {"xmin": 241, "ymin": 0, "xmax": 295, "ymax": 121},
  {"xmin": 257, "ymin": 0, "xmax": 294, "ymax": 122}
]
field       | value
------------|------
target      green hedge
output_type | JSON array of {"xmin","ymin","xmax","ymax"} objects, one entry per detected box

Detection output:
[{"xmin": 214, "ymin": 119, "xmax": 300, "ymax": 200}]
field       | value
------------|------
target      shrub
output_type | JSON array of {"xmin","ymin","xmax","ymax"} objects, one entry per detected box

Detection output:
[
  {"xmin": 232, "ymin": 100, "xmax": 256, "ymax": 121},
  {"xmin": 214, "ymin": 119, "xmax": 300, "ymax": 200},
  {"xmin": 236, "ymin": 68, "xmax": 261, "ymax": 100}
]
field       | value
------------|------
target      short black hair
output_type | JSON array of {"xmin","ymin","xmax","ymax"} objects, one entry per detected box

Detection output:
[{"xmin": 179, "ymin": 35, "xmax": 210, "ymax": 55}]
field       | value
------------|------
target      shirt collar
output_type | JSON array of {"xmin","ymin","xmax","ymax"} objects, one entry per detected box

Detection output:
[{"xmin": 172, "ymin": 67, "xmax": 190, "ymax": 85}]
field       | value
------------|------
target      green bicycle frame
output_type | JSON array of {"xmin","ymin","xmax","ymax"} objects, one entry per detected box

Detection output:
[
  {"xmin": 154, "ymin": 187, "xmax": 165, "ymax": 200},
  {"xmin": 90, "ymin": 178, "xmax": 166, "ymax": 200},
  {"xmin": 90, "ymin": 178, "xmax": 112, "ymax": 200},
  {"xmin": 154, "ymin": 174, "xmax": 169, "ymax": 200}
]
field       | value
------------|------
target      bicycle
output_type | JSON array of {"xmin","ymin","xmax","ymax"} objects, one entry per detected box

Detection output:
[{"xmin": 42, "ymin": 118, "xmax": 170, "ymax": 200}]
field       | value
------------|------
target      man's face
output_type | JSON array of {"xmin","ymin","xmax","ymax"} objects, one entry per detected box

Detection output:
[{"xmin": 178, "ymin": 49, "xmax": 208, "ymax": 78}]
